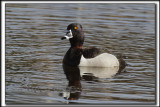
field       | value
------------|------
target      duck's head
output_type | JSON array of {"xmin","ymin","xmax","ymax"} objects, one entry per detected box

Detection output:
[{"xmin": 61, "ymin": 23, "xmax": 84, "ymax": 48}]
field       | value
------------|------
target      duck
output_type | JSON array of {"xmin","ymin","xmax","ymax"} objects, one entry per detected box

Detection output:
[{"xmin": 61, "ymin": 23, "xmax": 127, "ymax": 69}]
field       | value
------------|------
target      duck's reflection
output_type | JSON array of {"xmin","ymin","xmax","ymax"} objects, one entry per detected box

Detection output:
[
  {"xmin": 60, "ymin": 64, "xmax": 126, "ymax": 101},
  {"xmin": 60, "ymin": 65, "xmax": 82, "ymax": 100}
]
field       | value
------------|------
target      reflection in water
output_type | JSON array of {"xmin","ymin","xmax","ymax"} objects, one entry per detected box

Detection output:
[
  {"xmin": 60, "ymin": 65, "xmax": 82, "ymax": 101},
  {"xmin": 61, "ymin": 64, "xmax": 126, "ymax": 102}
]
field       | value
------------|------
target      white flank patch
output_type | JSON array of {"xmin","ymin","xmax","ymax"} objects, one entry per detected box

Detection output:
[{"xmin": 79, "ymin": 53, "xmax": 119, "ymax": 67}]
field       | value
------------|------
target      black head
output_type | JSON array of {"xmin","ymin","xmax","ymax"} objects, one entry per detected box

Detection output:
[
  {"xmin": 61, "ymin": 23, "xmax": 84, "ymax": 48},
  {"xmin": 67, "ymin": 23, "xmax": 82, "ymax": 33}
]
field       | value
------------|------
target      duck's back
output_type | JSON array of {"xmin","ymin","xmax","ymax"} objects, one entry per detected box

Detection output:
[{"xmin": 82, "ymin": 47, "xmax": 110, "ymax": 58}]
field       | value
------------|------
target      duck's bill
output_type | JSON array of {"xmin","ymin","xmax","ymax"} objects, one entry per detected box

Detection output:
[{"xmin": 61, "ymin": 30, "xmax": 73, "ymax": 40}]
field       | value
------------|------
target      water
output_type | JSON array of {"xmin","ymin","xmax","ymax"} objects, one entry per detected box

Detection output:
[{"xmin": 5, "ymin": 3, "xmax": 156, "ymax": 104}]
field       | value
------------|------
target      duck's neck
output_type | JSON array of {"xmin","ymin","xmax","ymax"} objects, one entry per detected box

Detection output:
[
  {"xmin": 72, "ymin": 46, "xmax": 82, "ymax": 49},
  {"xmin": 69, "ymin": 32, "xmax": 84, "ymax": 49},
  {"xmin": 70, "ymin": 39, "xmax": 84, "ymax": 49}
]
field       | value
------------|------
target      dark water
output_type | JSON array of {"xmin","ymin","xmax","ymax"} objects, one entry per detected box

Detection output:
[{"xmin": 5, "ymin": 3, "xmax": 156, "ymax": 104}]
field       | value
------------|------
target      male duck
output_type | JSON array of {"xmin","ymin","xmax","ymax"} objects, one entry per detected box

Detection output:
[{"xmin": 61, "ymin": 23, "xmax": 126, "ymax": 68}]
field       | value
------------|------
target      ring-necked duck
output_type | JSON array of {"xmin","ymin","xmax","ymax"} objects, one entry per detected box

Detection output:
[{"xmin": 61, "ymin": 23, "xmax": 127, "ymax": 68}]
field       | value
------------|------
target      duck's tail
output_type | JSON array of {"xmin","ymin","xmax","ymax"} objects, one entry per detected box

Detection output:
[{"xmin": 115, "ymin": 53, "xmax": 131, "ymax": 69}]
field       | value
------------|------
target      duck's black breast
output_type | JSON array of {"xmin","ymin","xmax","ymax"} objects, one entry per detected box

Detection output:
[{"xmin": 63, "ymin": 48, "xmax": 82, "ymax": 66}]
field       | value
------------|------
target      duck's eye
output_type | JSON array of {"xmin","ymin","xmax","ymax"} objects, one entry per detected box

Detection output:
[{"xmin": 74, "ymin": 27, "xmax": 77, "ymax": 29}]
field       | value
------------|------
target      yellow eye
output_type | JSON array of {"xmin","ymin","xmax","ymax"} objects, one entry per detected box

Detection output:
[{"xmin": 74, "ymin": 27, "xmax": 77, "ymax": 29}]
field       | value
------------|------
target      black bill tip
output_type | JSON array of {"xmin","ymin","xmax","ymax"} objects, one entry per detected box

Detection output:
[{"xmin": 61, "ymin": 37, "xmax": 66, "ymax": 40}]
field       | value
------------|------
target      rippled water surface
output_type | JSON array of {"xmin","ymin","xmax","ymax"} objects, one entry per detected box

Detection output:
[{"xmin": 5, "ymin": 3, "xmax": 156, "ymax": 104}]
